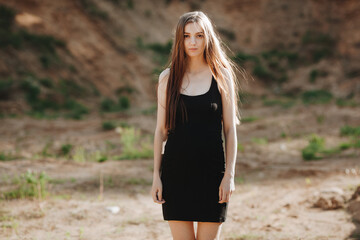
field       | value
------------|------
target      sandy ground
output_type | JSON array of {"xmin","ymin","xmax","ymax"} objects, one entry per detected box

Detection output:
[{"xmin": 0, "ymin": 103, "xmax": 359, "ymax": 240}]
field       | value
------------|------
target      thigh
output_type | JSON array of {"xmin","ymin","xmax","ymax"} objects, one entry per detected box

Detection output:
[
  {"xmin": 196, "ymin": 222, "xmax": 223, "ymax": 240},
  {"xmin": 168, "ymin": 220, "xmax": 196, "ymax": 240}
]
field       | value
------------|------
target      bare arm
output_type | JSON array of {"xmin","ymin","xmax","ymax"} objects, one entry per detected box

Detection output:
[
  {"xmin": 218, "ymin": 68, "xmax": 237, "ymax": 203},
  {"xmin": 151, "ymin": 68, "xmax": 170, "ymax": 204},
  {"xmin": 220, "ymin": 68, "xmax": 238, "ymax": 179},
  {"xmin": 153, "ymin": 68, "xmax": 170, "ymax": 178}
]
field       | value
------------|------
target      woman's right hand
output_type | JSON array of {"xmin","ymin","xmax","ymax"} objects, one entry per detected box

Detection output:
[{"xmin": 151, "ymin": 175, "xmax": 166, "ymax": 204}]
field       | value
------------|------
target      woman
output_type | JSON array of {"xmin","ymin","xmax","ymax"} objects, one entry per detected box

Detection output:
[{"xmin": 151, "ymin": 11, "xmax": 243, "ymax": 240}]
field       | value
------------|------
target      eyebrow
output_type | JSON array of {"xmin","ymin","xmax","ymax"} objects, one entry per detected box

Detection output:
[{"xmin": 184, "ymin": 32, "xmax": 204, "ymax": 34}]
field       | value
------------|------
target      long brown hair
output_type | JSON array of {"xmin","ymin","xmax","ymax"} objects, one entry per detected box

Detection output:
[{"xmin": 162, "ymin": 11, "xmax": 249, "ymax": 133}]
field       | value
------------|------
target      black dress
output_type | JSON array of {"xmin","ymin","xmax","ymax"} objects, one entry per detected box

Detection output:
[{"xmin": 160, "ymin": 75, "xmax": 228, "ymax": 222}]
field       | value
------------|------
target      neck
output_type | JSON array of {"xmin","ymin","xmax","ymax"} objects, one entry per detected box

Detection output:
[{"xmin": 186, "ymin": 55, "xmax": 208, "ymax": 74}]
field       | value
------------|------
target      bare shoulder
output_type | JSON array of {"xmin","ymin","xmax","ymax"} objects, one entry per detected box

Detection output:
[
  {"xmin": 221, "ymin": 67, "xmax": 232, "ymax": 84},
  {"xmin": 159, "ymin": 68, "xmax": 170, "ymax": 85},
  {"xmin": 157, "ymin": 68, "xmax": 170, "ymax": 97},
  {"xmin": 218, "ymin": 67, "xmax": 233, "ymax": 95}
]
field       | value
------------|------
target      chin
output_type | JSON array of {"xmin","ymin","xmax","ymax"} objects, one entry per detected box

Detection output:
[{"xmin": 187, "ymin": 52, "xmax": 201, "ymax": 58}]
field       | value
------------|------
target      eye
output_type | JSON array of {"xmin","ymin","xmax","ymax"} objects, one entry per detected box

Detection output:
[
  {"xmin": 184, "ymin": 35, "xmax": 189, "ymax": 38},
  {"xmin": 197, "ymin": 35, "xmax": 204, "ymax": 38}
]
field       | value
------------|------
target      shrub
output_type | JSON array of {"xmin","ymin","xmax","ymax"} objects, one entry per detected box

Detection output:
[
  {"xmin": 118, "ymin": 96, "xmax": 130, "ymax": 109},
  {"xmin": 1, "ymin": 170, "xmax": 50, "ymax": 200},
  {"xmin": 102, "ymin": 121, "xmax": 116, "ymax": 130},
  {"xmin": 0, "ymin": 151, "xmax": 17, "ymax": 161},
  {"xmin": 101, "ymin": 97, "xmax": 130, "ymax": 112},
  {"xmin": 101, "ymin": 98, "xmax": 116, "ymax": 112},
  {"xmin": 340, "ymin": 125, "xmax": 360, "ymax": 137},
  {"xmin": 218, "ymin": 27, "xmax": 236, "ymax": 41},
  {"xmin": 80, "ymin": 0, "xmax": 109, "ymax": 19},
  {"xmin": 302, "ymin": 134, "xmax": 325, "ymax": 161},
  {"xmin": 63, "ymin": 99, "xmax": 89, "ymax": 119},
  {"xmin": 60, "ymin": 144, "xmax": 73, "ymax": 156},
  {"xmin": 301, "ymin": 90, "xmax": 333, "ymax": 105},
  {"xmin": 18, "ymin": 29, "xmax": 65, "ymax": 55},
  {"xmin": 309, "ymin": 69, "xmax": 318, "ymax": 83},
  {"xmin": 251, "ymin": 137, "xmax": 268, "ymax": 145},
  {"xmin": 0, "ymin": 4, "xmax": 16, "ymax": 31},
  {"xmin": 115, "ymin": 127, "xmax": 153, "ymax": 160},
  {"xmin": 0, "ymin": 78, "xmax": 14, "ymax": 100}
]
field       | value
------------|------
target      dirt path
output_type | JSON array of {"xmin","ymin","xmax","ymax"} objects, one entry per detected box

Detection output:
[{"xmin": 0, "ymin": 103, "xmax": 359, "ymax": 239}]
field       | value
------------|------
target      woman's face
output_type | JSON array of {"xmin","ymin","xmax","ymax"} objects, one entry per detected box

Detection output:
[{"xmin": 183, "ymin": 22, "xmax": 206, "ymax": 58}]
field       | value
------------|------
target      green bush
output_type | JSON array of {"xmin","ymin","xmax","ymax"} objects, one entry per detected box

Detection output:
[
  {"xmin": 60, "ymin": 144, "xmax": 73, "ymax": 156},
  {"xmin": 251, "ymin": 137, "xmax": 268, "ymax": 145},
  {"xmin": 39, "ymin": 78, "xmax": 54, "ymax": 88},
  {"xmin": 218, "ymin": 27, "xmax": 236, "ymax": 41},
  {"xmin": 0, "ymin": 30, "xmax": 23, "ymax": 48},
  {"xmin": 302, "ymin": 134, "xmax": 325, "ymax": 161},
  {"xmin": 115, "ymin": 127, "xmax": 153, "ymax": 160},
  {"xmin": 0, "ymin": 78, "xmax": 14, "ymax": 100},
  {"xmin": 80, "ymin": 0, "xmax": 109, "ymax": 19},
  {"xmin": 118, "ymin": 96, "xmax": 130, "ymax": 109},
  {"xmin": 126, "ymin": 0, "xmax": 134, "ymax": 9},
  {"xmin": 241, "ymin": 116, "xmax": 259, "ymax": 123},
  {"xmin": 301, "ymin": 133, "xmax": 355, "ymax": 161},
  {"xmin": 336, "ymin": 98, "xmax": 358, "ymax": 107},
  {"xmin": 309, "ymin": 69, "xmax": 318, "ymax": 83},
  {"xmin": 116, "ymin": 85, "xmax": 136, "ymax": 95},
  {"xmin": 101, "ymin": 98, "xmax": 116, "ymax": 111},
  {"xmin": 141, "ymin": 104, "xmax": 157, "ymax": 115},
  {"xmin": 302, "ymin": 31, "xmax": 335, "ymax": 46},
  {"xmin": 1, "ymin": 170, "xmax": 50, "ymax": 200},
  {"xmin": 301, "ymin": 90, "xmax": 333, "ymax": 105},
  {"xmin": 63, "ymin": 99, "xmax": 89, "ymax": 119},
  {"xmin": 101, "ymin": 97, "xmax": 130, "ymax": 112},
  {"xmin": 58, "ymin": 78, "xmax": 86, "ymax": 97},
  {"xmin": 146, "ymin": 40, "xmax": 172, "ymax": 55},
  {"xmin": 102, "ymin": 121, "xmax": 116, "ymax": 130},
  {"xmin": 145, "ymin": 39, "xmax": 172, "ymax": 65},
  {"xmin": 18, "ymin": 29, "xmax": 65, "ymax": 54},
  {"xmin": 232, "ymin": 52, "xmax": 260, "ymax": 65},
  {"xmin": 0, "ymin": 151, "xmax": 17, "ymax": 161},
  {"xmin": 253, "ymin": 63, "xmax": 274, "ymax": 80},
  {"xmin": 0, "ymin": 4, "xmax": 15, "ymax": 30},
  {"xmin": 340, "ymin": 125, "xmax": 360, "ymax": 137},
  {"xmin": 302, "ymin": 30, "xmax": 335, "ymax": 62}
]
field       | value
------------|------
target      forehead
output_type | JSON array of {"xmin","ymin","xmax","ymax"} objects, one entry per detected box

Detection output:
[{"xmin": 184, "ymin": 22, "xmax": 203, "ymax": 33}]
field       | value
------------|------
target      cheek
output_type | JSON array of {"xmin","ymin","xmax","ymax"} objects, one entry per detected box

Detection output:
[
  {"xmin": 184, "ymin": 39, "xmax": 190, "ymax": 46},
  {"xmin": 200, "ymin": 40, "xmax": 206, "ymax": 49}
]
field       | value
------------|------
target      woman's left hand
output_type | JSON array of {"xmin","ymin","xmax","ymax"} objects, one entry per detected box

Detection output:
[{"xmin": 219, "ymin": 175, "xmax": 235, "ymax": 203}]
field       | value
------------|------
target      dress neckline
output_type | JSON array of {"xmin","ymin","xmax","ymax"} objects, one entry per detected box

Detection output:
[{"xmin": 180, "ymin": 75, "xmax": 214, "ymax": 97}]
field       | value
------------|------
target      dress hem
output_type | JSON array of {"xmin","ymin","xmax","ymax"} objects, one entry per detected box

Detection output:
[{"xmin": 163, "ymin": 217, "xmax": 226, "ymax": 223}]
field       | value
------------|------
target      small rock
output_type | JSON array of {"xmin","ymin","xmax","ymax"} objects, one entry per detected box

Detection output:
[
  {"xmin": 105, "ymin": 206, "xmax": 120, "ymax": 214},
  {"xmin": 280, "ymin": 143, "xmax": 287, "ymax": 151},
  {"xmin": 312, "ymin": 187, "xmax": 346, "ymax": 210},
  {"xmin": 320, "ymin": 187, "xmax": 344, "ymax": 195},
  {"xmin": 313, "ymin": 196, "xmax": 344, "ymax": 210}
]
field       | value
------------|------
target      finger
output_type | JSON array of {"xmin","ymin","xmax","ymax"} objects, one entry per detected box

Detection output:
[
  {"xmin": 219, "ymin": 188, "xmax": 223, "ymax": 202},
  {"xmin": 152, "ymin": 190, "xmax": 158, "ymax": 203},
  {"xmin": 219, "ymin": 189, "xmax": 227, "ymax": 203},
  {"xmin": 222, "ymin": 190, "xmax": 227, "ymax": 203},
  {"xmin": 158, "ymin": 190, "xmax": 165, "ymax": 202},
  {"xmin": 152, "ymin": 190, "xmax": 161, "ymax": 204},
  {"xmin": 156, "ymin": 190, "xmax": 165, "ymax": 204}
]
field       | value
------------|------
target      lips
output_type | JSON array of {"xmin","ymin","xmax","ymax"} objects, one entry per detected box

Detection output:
[{"xmin": 189, "ymin": 48, "xmax": 198, "ymax": 50}]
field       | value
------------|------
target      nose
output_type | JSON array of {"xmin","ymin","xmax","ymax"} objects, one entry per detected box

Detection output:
[{"xmin": 190, "ymin": 36, "xmax": 196, "ymax": 45}]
